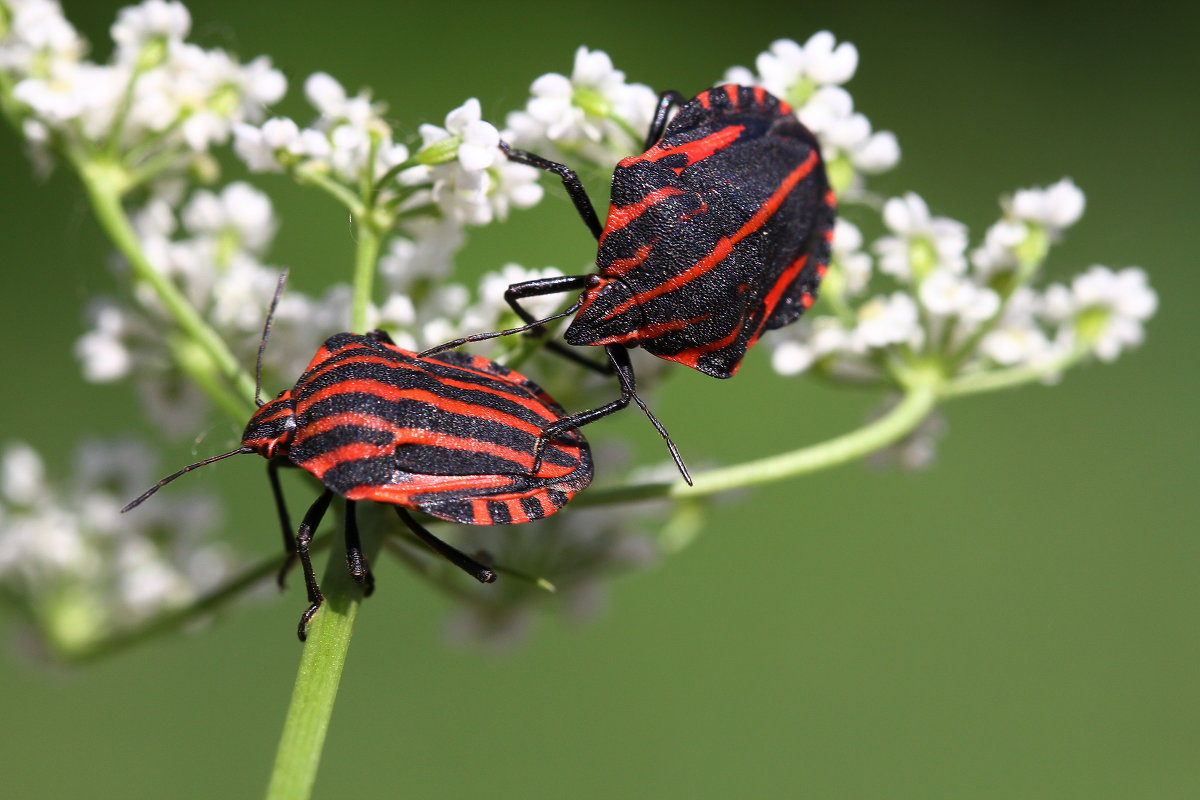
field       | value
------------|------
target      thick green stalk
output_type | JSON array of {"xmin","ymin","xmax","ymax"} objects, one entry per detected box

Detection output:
[
  {"xmin": 76, "ymin": 156, "xmax": 258, "ymax": 410},
  {"xmin": 267, "ymin": 209, "xmax": 387, "ymax": 800},
  {"xmin": 266, "ymin": 515, "xmax": 382, "ymax": 800},
  {"xmin": 350, "ymin": 219, "xmax": 380, "ymax": 333},
  {"xmin": 577, "ymin": 379, "xmax": 940, "ymax": 507}
]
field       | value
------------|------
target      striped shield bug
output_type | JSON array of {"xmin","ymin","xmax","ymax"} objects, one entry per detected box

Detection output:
[
  {"xmin": 424, "ymin": 84, "xmax": 835, "ymax": 483},
  {"xmin": 124, "ymin": 275, "xmax": 593, "ymax": 640}
]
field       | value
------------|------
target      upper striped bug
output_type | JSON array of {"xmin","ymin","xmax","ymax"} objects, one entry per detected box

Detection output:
[
  {"xmin": 124, "ymin": 275, "xmax": 592, "ymax": 640},
  {"xmin": 423, "ymin": 84, "xmax": 835, "ymax": 483}
]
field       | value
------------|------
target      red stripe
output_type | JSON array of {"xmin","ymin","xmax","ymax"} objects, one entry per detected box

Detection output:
[
  {"xmin": 602, "ymin": 243, "xmax": 653, "ymax": 278},
  {"xmin": 669, "ymin": 325, "xmax": 741, "ymax": 370},
  {"xmin": 296, "ymin": 379, "xmax": 547, "ymax": 436},
  {"xmin": 620, "ymin": 125, "xmax": 744, "ymax": 174},
  {"xmin": 589, "ymin": 313, "xmax": 708, "ymax": 346},
  {"xmin": 298, "ymin": 356, "xmax": 560, "ymax": 424},
  {"xmin": 505, "ymin": 498, "xmax": 529, "ymax": 524},
  {"xmin": 744, "ymin": 253, "xmax": 811, "ymax": 351},
  {"xmin": 299, "ymin": 431, "xmax": 577, "ymax": 479},
  {"xmin": 724, "ymin": 84, "xmax": 739, "ymax": 106},
  {"xmin": 603, "ymin": 150, "xmax": 820, "ymax": 319},
  {"xmin": 600, "ymin": 187, "xmax": 684, "ymax": 244}
]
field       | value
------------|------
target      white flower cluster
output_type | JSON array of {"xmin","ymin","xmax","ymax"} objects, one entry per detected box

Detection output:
[
  {"xmin": 74, "ymin": 181, "xmax": 347, "ymax": 430},
  {"xmin": 504, "ymin": 45, "xmax": 658, "ymax": 165},
  {"xmin": 726, "ymin": 33, "xmax": 900, "ymax": 189},
  {"xmin": 770, "ymin": 178, "xmax": 1158, "ymax": 381},
  {"xmin": 1, "ymin": 0, "xmax": 284, "ymax": 171},
  {"xmin": 0, "ymin": 439, "xmax": 234, "ymax": 651},
  {"xmin": 234, "ymin": 76, "xmax": 542, "ymax": 227}
]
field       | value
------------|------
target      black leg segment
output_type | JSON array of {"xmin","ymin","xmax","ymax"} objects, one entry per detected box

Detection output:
[
  {"xmin": 343, "ymin": 500, "xmax": 375, "ymax": 597},
  {"xmin": 394, "ymin": 507, "xmax": 496, "ymax": 584},
  {"xmin": 500, "ymin": 140, "xmax": 603, "ymax": 240},
  {"xmin": 531, "ymin": 345, "xmax": 691, "ymax": 484},
  {"xmin": 266, "ymin": 461, "xmax": 296, "ymax": 589},
  {"xmin": 644, "ymin": 91, "xmax": 686, "ymax": 150},
  {"xmin": 296, "ymin": 489, "xmax": 334, "ymax": 641}
]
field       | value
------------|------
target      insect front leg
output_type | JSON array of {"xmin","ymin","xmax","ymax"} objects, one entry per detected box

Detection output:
[
  {"xmin": 266, "ymin": 461, "xmax": 296, "ymax": 588},
  {"xmin": 643, "ymin": 91, "xmax": 687, "ymax": 149},
  {"xmin": 418, "ymin": 275, "xmax": 602, "ymax": 372},
  {"xmin": 295, "ymin": 489, "xmax": 334, "ymax": 641},
  {"xmin": 499, "ymin": 141, "xmax": 603, "ymax": 239}
]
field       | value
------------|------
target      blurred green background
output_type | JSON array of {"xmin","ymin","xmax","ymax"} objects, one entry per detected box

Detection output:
[{"xmin": 1, "ymin": 1, "xmax": 1196, "ymax": 797}]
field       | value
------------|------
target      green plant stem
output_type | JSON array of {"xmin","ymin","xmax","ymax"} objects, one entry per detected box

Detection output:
[
  {"xmin": 75, "ymin": 155, "xmax": 258, "ymax": 410},
  {"xmin": 943, "ymin": 346, "xmax": 1086, "ymax": 398},
  {"xmin": 576, "ymin": 379, "xmax": 940, "ymax": 507},
  {"xmin": 350, "ymin": 219, "xmax": 380, "ymax": 332},
  {"xmin": 266, "ymin": 513, "xmax": 383, "ymax": 800}
]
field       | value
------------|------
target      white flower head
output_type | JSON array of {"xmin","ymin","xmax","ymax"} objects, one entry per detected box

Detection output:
[
  {"xmin": 726, "ymin": 33, "xmax": 858, "ymax": 107},
  {"xmin": 181, "ymin": 181, "xmax": 277, "ymax": 254},
  {"xmin": 1069, "ymin": 266, "xmax": 1158, "ymax": 362},
  {"xmin": 305, "ymin": 71, "xmax": 381, "ymax": 129},
  {"xmin": 508, "ymin": 46, "xmax": 656, "ymax": 161},
  {"xmin": 770, "ymin": 317, "xmax": 851, "ymax": 376},
  {"xmin": 918, "ymin": 268, "xmax": 999, "ymax": 322},
  {"xmin": 875, "ymin": 193, "xmax": 968, "ymax": 281},
  {"xmin": 111, "ymin": 0, "xmax": 191, "ymax": 64},
  {"xmin": 831, "ymin": 218, "xmax": 872, "ymax": 295},
  {"xmin": 851, "ymin": 292, "xmax": 921, "ymax": 351},
  {"xmin": 0, "ymin": 0, "xmax": 84, "ymax": 76},
  {"xmin": 1012, "ymin": 178, "xmax": 1085, "ymax": 233}
]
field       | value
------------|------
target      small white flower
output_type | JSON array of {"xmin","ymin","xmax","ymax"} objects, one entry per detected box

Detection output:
[
  {"xmin": 918, "ymin": 268, "xmax": 998, "ymax": 321},
  {"xmin": 111, "ymin": 0, "xmax": 191, "ymax": 64},
  {"xmin": 875, "ymin": 193, "xmax": 968, "ymax": 280},
  {"xmin": 181, "ymin": 181, "xmax": 277, "ymax": 254},
  {"xmin": 726, "ymin": 33, "xmax": 858, "ymax": 106},
  {"xmin": 1012, "ymin": 178, "xmax": 1085, "ymax": 232},
  {"xmin": 0, "ymin": 0, "xmax": 84, "ymax": 76},
  {"xmin": 770, "ymin": 317, "xmax": 851, "ymax": 375},
  {"xmin": 851, "ymin": 292, "xmax": 920, "ymax": 351},
  {"xmin": 508, "ymin": 46, "xmax": 656, "ymax": 161},
  {"xmin": 2, "ymin": 442, "xmax": 46, "ymax": 506},
  {"xmin": 232, "ymin": 117, "xmax": 299, "ymax": 172},
  {"xmin": 831, "ymin": 218, "xmax": 872, "ymax": 295},
  {"xmin": 1068, "ymin": 266, "xmax": 1158, "ymax": 361},
  {"xmin": 443, "ymin": 97, "xmax": 500, "ymax": 171},
  {"xmin": 305, "ymin": 71, "xmax": 380, "ymax": 129},
  {"xmin": 381, "ymin": 219, "xmax": 465, "ymax": 291},
  {"xmin": 76, "ymin": 302, "xmax": 133, "ymax": 382},
  {"xmin": 981, "ymin": 324, "xmax": 1051, "ymax": 366}
]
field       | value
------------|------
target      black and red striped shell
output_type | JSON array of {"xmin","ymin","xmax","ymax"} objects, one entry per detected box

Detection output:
[
  {"xmin": 242, "ymin": 332, "xmax": 592, "ymax": 526},
  {"xmin": 567, "ymin": 84, "xmax": 836, "ymax": 379}
]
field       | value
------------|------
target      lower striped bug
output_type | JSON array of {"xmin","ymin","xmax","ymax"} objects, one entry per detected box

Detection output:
[
  {"xmin": 423, "ymin": 85, "xmax": 835, "ymax": 484},
  {"xmin": 124, "ymin": 275, "xmax": 593, "ymax": 640}
]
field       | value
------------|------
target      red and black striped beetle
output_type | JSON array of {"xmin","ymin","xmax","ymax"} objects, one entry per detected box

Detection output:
[
  {"xmin": 125, "ymin": 304, "xmax": 592, "ymax": 639},
  {"xmin": 424, "ymin": 84, "xmax": 836, "ymax": 482}
]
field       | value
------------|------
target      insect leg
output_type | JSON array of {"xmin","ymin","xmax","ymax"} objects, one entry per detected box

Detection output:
[
  {"xmin": 643, "ymin": 91, "xmax": 687, "ymax": 150},
  {"xmin": 296, "ymin": 489, "xmax": 334, "ymax": 641},
  {"xmin": 531, "ymin": 345, "xmax": 691, "ymax": 484},
  {"xmin": 499, "ymin": 140, "xmax": 602, "ymax": 240},
  {"xmin": 394, "ymin": 507, "xmax": 496, "ymax": 584},
  {"xmin": 343, "ymin": 500, "xmax": 375, "ymax": 596},
  {"xmin": 418, "ymin": 274, "xmax": 593, "ymax": 361},
  {"xmin": 267, "ymin": 461, "xmax": 296, "ymax": 588}
]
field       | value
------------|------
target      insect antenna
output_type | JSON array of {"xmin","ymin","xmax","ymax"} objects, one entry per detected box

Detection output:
[
  {"xmin": 255, "ymin": 268, "xmax": 289, "ymax": 408},
  {"xmin": 121, "ymin": 446, "xmax": 256, "ymax": 513}
]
